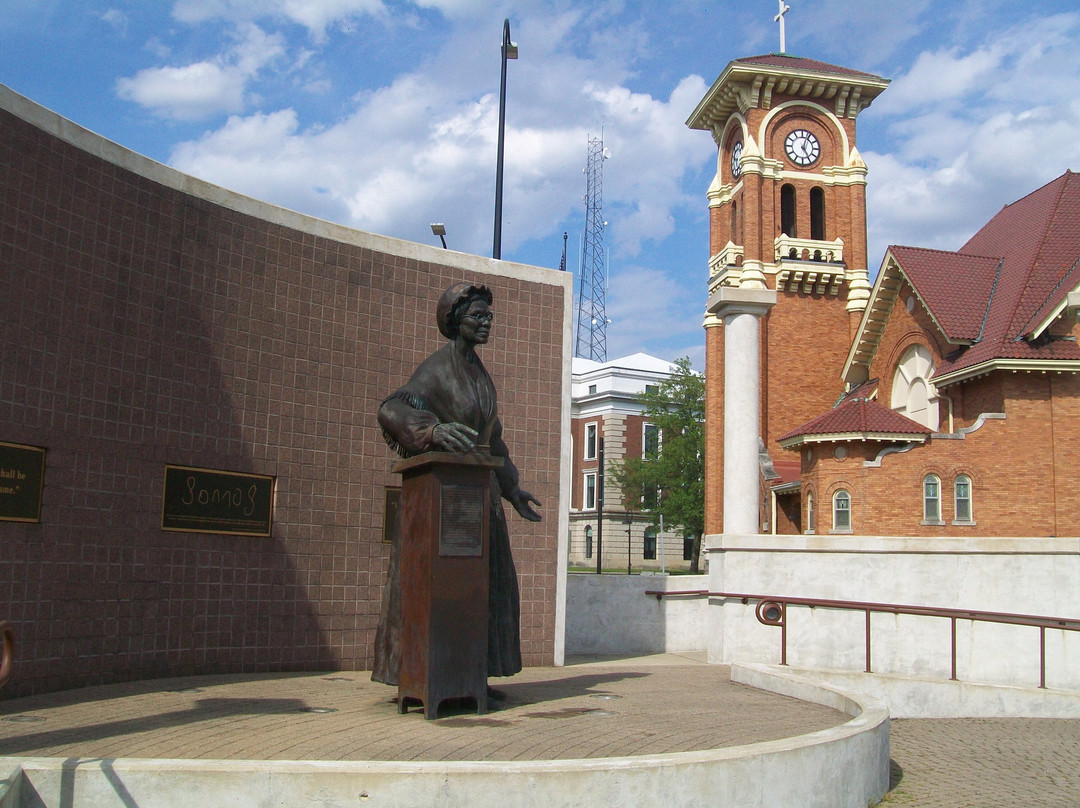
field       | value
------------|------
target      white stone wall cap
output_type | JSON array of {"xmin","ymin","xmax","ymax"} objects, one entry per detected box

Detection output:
[
  {"xmin": 708, "ymin": 286, "xmax": 778, "ymax": 317},
  {"xmin": 704, "ymin": 533, "xmax": 1080, "ymax": 555}
]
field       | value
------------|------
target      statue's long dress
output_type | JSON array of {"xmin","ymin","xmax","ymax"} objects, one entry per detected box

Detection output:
[{"xmin": 372, "ymin": 343, "xmax": 523, "ymax": 684}]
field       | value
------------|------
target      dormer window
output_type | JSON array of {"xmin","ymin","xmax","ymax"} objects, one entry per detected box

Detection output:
[{"xmin": 891, "ymin": 344, "xmax": 940, "ymax": 431}]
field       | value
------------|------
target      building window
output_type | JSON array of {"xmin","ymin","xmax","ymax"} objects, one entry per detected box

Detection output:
[
  {"xmin": 810, "ymin": 187, "xmax": 825, "ymax": 241},
  {"xmin": 584, "ymin": 422, "xmax": 598, "ymax": 460},
  {"xmin": 891, "ymin": 344, "xmax": 940, "ymax": 430},
  {"xmin": 781, "ymin": 184, "xmax": 797, "ymax": 237},
  {"xmin": 587, "ymin": 384, "xmax": 597, "ymax": 395},
  {"xmin": 643, "ymin": 527, "xmax": 657, "ymax": 560},
  {"xmin": 683, "ymin": 535, "xmax": 694, "ymax": 561},
  {"xmin": 832, "ymin": 490, "xmax": 851, "ymax": 532},
  {"xmin": 584, "ymin": 473, "xmax": 597, "ymax": 510},
  {"xmin": 923, "ymin": 475, "xmax": 942, "ymax": 523},
  {"xmin": 643, "ymin": 423, "xmax": 660, "ymax": 459},
  {"xmin": 584, "ymin": 526, "xmax": 593, "ymax": 558},
  {"xmin": 954, "ymin": 475, "xmax": 973, "ymax": 523},
  {"xmin": 806, "ymin": 492, "xmax": 815, "ymax": 534}
]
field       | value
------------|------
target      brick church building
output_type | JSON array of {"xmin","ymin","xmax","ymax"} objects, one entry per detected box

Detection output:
[{"xmin": 689, "ymin": 53, "xmax": 1080, "ymax": 538}]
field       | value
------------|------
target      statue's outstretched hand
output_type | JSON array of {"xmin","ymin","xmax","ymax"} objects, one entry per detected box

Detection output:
[
  {"xmin": 431, "ymin": 422, "xmax": 478, "ymax": 453},
  {"xmin": 509, "ymin": 489, "xmax": 542, "ymax": 522}
]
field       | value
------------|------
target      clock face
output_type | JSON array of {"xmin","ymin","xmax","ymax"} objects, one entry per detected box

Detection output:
[
  {"xmin": 784, "ymin": 129, "xmax": 820, "ymax": 167},
  {"xmin": 730, "ymin": 141, "xmax": 743, "ymax": 179}
]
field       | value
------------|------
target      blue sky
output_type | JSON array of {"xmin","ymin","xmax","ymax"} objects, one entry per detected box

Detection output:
[{"xmin": 3, "ymin": 1, "xmax": 1079, "ymax": 368}]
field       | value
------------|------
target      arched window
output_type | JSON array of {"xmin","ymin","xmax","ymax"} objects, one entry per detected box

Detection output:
[
  {"xmin": 584, "ymin": 525, "xmax": 593, "ymax": 559},
  {"xmin": 892, "ymin": 344, "xmax": 941, "ymax": 430},
  {"xmin": 730, "ymin": 200, "xmax": 739, "ymax": 245},
  {"xmin": 954, "ymin": 475, "xmax": 973, "ymax": 523},
  {"xmin": 806, "ymin": 492, "xmax": 815, "ymax": 534},
  {"xmin": 781, "ymin": 184, "xmax": 797, "ymax": 237},
  {"xmin": 643, "ymin": 527, "xmax": 657, "ymax": 560},
  {"xmin": 810, "ymin": 187, "xmax": 825, "ymax": 241},
  {"xmin": 923, "ymin": 475, "xmax": 942, "ymax": 523},
  {"xmin": 832, "ymin": 490, "xmax": 851, "ymax": 531}
]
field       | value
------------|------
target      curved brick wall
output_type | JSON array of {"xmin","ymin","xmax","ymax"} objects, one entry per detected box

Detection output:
[{"xmin": 0, "ymin": 85, "xmax": 570, "ymax": 697}]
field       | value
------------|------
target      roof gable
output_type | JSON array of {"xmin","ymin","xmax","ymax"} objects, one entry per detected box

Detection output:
[
  {"xmin": 888, "ymin": 247, "xmax": 1001, "ymax": 342},
  {"xmin": 847, "ymin": 172, "xmax": 1080, "ymax": 385}
]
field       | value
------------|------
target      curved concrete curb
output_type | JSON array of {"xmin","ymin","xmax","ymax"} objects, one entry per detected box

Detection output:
[
  {"xmin": 2, "ymin": 669, "xmax": 889, "ymax": 808},
  {"xmin": 753, "ymin": 664, "xmax": 1080, "ymax": 718}
]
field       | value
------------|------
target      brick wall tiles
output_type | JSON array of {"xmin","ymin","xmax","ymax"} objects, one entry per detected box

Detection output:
[
  {"xmin": 763, "ymin": 288, "xmax": 852, "ymax": 449},
  {"xmin": 0, "ymin": 106, "xmax": 563, "ymax": 697}
]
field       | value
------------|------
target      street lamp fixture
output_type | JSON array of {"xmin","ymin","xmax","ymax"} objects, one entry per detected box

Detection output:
[
  {"xmin": 493, "ymin": 18, "xmax": 517, "ymax": 260},
  {"xmin": 430, "ymin": 223, "xmax": 447, "ymax": 249}
]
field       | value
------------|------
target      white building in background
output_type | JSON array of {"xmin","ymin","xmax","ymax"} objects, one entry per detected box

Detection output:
[{"xmin": 569, "ymin": 352, "xmax": 692, "ymax": 571}]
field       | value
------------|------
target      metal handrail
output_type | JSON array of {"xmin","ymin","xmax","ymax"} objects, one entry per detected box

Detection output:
[
  {"xmin": 644, "ymin": 589, "xmax": 1080, "ymax": 689},
  {"xmin": 0, "ymin": 621, "xmax": 13, "ymax": 689}
]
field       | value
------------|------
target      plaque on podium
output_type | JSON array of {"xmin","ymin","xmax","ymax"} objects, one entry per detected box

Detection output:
[{"xmin": 392, "ymin": 450, "xmax": 504, "ymax": 719}]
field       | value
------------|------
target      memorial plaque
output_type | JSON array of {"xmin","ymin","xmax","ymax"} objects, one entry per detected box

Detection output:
[
  {"xmin": 0, "ymin": 442, "xmax": 45, "ymax": 523},
  {"xmin": 440, "ymin": 483, "xmax": 484, "ymax": 556},
  {"xmin": 162, "ymin": 464, "xmax": 274, "ymax": 536}
]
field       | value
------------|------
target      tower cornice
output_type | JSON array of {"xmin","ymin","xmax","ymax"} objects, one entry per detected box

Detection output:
[{"xmin": 687, "ymin": 54, "xmax": 889, "ymax": 133}]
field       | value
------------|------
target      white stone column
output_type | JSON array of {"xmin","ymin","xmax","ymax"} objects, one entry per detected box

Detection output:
[{"xmin": 707, "ymin": 286, "xmax": 776, "ymax": 535}]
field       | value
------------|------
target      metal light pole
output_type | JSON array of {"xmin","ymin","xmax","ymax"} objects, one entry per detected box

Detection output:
[
  {"xmin": 596, "ymin": 437, "xmax": 604, "ymax": 575},
  {"xmin": 493, "ymin": 18, "xmax": 517, "ymax": 260}
]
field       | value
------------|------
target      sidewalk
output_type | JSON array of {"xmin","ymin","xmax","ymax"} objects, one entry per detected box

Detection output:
[
  {"xmin": 0, "ymin": 657, "xmax": 842, "ymax": 763},
  {"xmin": 1, "ymin": 655, "xmax": 1078, "ymax": 806}
]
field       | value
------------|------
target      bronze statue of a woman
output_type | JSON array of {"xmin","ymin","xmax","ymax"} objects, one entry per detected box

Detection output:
[{"xmin": 372, "ymin": 281, "xmax": 542, "ymax": 685}]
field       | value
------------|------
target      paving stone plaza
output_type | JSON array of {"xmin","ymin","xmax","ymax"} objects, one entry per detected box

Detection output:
[{"xmin": 2, "ymin": 656, "xmax": 1079, "ymax": 806}]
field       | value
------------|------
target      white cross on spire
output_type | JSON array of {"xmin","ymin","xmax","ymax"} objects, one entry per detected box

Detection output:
[{"xmin": 775, "ymin": 0, "xmax": 791, "ymax": 53}]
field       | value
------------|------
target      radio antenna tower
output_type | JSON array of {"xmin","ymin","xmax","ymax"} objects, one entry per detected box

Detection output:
[{"xmin": 575, "ymin": 134, "xmax": 610, "ymax": 361}]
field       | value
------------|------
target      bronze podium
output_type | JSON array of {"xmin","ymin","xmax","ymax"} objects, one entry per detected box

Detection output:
[{"xmin": 393, "ymin": 451, "xmax": 504, "ymax": 719}]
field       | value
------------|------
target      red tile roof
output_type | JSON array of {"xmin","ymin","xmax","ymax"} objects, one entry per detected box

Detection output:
[
  {"xmin": 887, "ymin": 247, "xmax": 1000, "ymax": 342},
  {"xmin": 889, "ymin": 171, "xmax": 1080, "ymax": 378},
  {"xmin": 770, "ymin": 458, "xmax": 802, "ymax": 487},
  {"xmin": 778, "ymin": 396, "xmax": 932, "ymax": 446},
  {"xmin": 733, "ymin": 54, "xmax": 885, "ymax": 81}
]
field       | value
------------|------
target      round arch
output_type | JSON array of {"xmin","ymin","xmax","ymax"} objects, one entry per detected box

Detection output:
[{"xmin": 757, "ymin": 100, "xmax": 853, "ymax": 167}]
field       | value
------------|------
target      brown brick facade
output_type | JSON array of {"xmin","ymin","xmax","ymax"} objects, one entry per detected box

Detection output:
[
  {"xmin": 790, "ymin": 282, "xmax": 1080, "ymax": 538},
  {"xmin": 0, "ymin": 94, "xmax": 568, "ymax": 697}
]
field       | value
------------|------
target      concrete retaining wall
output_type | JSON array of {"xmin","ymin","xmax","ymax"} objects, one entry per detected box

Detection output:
[
  {"xmin": 565, "ymin": 573, "xmax": 708, "ymax": 655},
  {"xmin": 707, "ymin": 534, "xmax": 1080, "ymax": 692}
]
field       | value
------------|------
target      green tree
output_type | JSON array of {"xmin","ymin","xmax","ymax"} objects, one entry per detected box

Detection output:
[{"xmin": 609, "ymin": 357, "xmax": 706, "ymax": 572}]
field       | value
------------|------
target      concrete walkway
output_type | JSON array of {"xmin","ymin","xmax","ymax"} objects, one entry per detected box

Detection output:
[{"xmin": 1, "ymin": 654, "xmax": 1078, "ymax": 806}]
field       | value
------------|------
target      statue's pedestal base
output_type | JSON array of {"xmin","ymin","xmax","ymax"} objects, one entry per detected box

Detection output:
[{"xmin": 393, "ymin": 451, "xmax": 503, "ymax": 719}]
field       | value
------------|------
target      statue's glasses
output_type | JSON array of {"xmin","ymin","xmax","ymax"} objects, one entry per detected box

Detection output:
[{"xmin": 463, "ymin": 312, "xmax": 494, "ymax": 323}]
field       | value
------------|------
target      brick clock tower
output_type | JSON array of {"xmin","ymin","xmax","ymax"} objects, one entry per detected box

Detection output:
[{"xmin": 687, "ymin": 53, "xmax": 889, "ymax": 535}]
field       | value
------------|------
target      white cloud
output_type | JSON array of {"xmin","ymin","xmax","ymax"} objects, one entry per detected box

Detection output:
[
  {"xmin": 606, "ymin": 263, "xmax": 705, "ymax": 366},
  {"xmin": 164, "ymin": 13, "xmax": 712, "ymax": 265},
  {"xmin": 864, "ymin": 11, "xmax": 1080, "ymax": 269},
  {"xmin": 172, "ymin": 0, "xmax": 386, "ymax": 42},
  {"xmin": 117, "ymin": 23, "xmax": 285, "ymax": 120},
  {"xmin": 797, "ymin": 0, "xmax": 933, "ymax": 67},
  {"xmin": 101, "ymin": 8, "xmax": 129, "ymax": 36},
  {"xmin": 117, "ymin": 61, "xmax": 246, "ymax": 120},
  {"xmin": 881, "ymin": 46, "xmax": 999, "ymax": 112}
]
